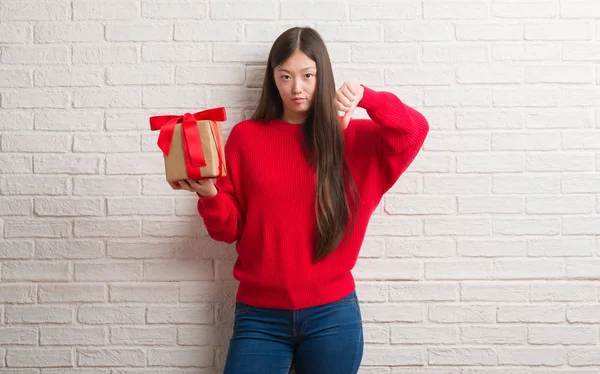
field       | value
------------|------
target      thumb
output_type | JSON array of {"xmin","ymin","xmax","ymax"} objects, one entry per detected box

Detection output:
[{"xmin": 341, "ymin": 111, "xmax": 351, "ymax": 129}]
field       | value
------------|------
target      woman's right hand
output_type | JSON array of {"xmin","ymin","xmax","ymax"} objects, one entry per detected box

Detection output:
[{"xmin": 168, "ymin": 179, "xmax": 218, "ymax": 197}]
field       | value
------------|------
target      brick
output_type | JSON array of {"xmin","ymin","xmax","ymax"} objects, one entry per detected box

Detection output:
[
  {"xmin": 179, "ymin": 281, "xmax": 227, "ymax": 303},
  {"xmin": 0, "ymin": 111, "xmax": 33, "ymax": 130},
  {"xmin": 562, "ymin": 174, "xmax": 600, "ymax": 193},
  {"xmin": 494, "ymin": 87, "xmax": 561, "ymax": 106},
  {"xmin": 3, "ymin": 261, "xmax": 69, "ymax": 282},
  {"xmin": 495, "ymin": 42, "xmax": 562, "ymax": 61},
  {"xmin": 109, "ymin": 283, "xmax": 178, "ymax": 303},
  {"xmin": 526, "ymin": 152, "xmax": 595, "ymax": 172},
  {"xmin": 458, "ymin": 239, "xmax": 526, "ymax": 257},
  {"xmin": 365, "ymin": 216, "xmax": 421, "ymax": 236},
  {"xmin": 34, "ymin": 67, "xmax": 103, "ymax": 87},
  {"xmin": 493, "ymin": 132, "xmax": 560, "ymax": 150},
  {"xmin": 142, "ymin": 218, "xmax": 208, "ymax": 237},
  {"xmin": 316, "ymin": 23, "xmax": 380, "ymax": 42},
  {"xmin": 280, "ymin": 1, "xmax": 344, "ymax": 20},
  {"xmin": 492, "ymin": 2, "xmax": 558, "ymax": 18},
  {"xmin": 424, "ymin": 42, "xmax": 490, "ymax": 63},
  {"xmin": 73, "ymin": 176, "xmax": 140, "ymax": 196},
  {"xmin": 142, "ymin": 2, "xmax": 206, "ymax": 19},
  {"xmin": 563, "ymin": 217, "xmax": 600, "ymax": 235},
  {"xmin": 493, "ymin": 174, "xmax": 560, "ymax": 194},
  {"xmin": 107, "ymin": 197, "xmax": 173, "ymax": 215},
  {"xmin": 0, "ymin": 69, "xmax": 32, "ymax": 87},
  {"xmin": 424, "ymin": 87, "xmax": 492, "ymax": 107},
  {"xmin": 567, "ymin": 305, "xmax": 600, "ymax": 323},
  {"xmin": 429, "ymin": 347, "xmax": 496, "ymax": 365},
  {"xmin": 386, "ymin": 195, "xmax": 454, "ymax": 216},
  {"xmin": 1, "ymin": 46, "xmax": 69, "ymax": 64},
  {"xmin": 73, "ymin": 88, "xmax": 141, "ymax": 108},
  {"xmin": 423, "ymin": 133, "xmax": 489, "ymax": 151},
  {"xmin": 106, "ymin": 66, "xmax": 173, "ymax": 85},
  {"xmin": 530, "ymin": 282, "xmax": 597, "ymax": 302},
  {"xmin": 389, "ymin": 282, "xmax": 457, "ymax": 302},
  {"xmin": 388, "ymin": 173, "xmax": 420, "ymax": 194},
  {"xmin": 354, "ymin": 259, "xmax": 420, "ymax": 281},
  {"xmin": 498, "ymin": 305, "xmax": 564, "ymax": 323},
  {"xmin": 458, "ymin": 196, "xmax": 524, "ymax": 214},
  {"xmin": 74, "ymin": 134, "xmax": 139, "ymax": 153},
  {"xmin": 562, "ymin": 131, "xmax": 600, "ymax": 149},
  {"xmin": 528, "ymin": 109, "xmax": 594, "ymax": 129},
  {"xmin": 35, "ymin": 197, "xmax": 102, "ymax": 217},
  {"xmin": 529, "ymin": 237, "xmax": 595, "ymax": 257},
  {"xmin": 385, "ymin": 238, "xmax": 455, "ymax": 258},
  {"xmin": 425, "ymin": 218, "xmax": 491, "ymax": 236},
  {"xmin": 35, "ymin": 240, "xmax": 104, "ymax": 259},
  {"xmin": 73, "ymin": 1, "xmax": 139, "ymax": 20},
  {"xmin": 569, "ymin": 348, "xmax": 600, "ymax": 366},
  {"xmin": 34, "ymin": 23, "xmax": 104, "ymax": 43},
  {"xmin": 35, "ymin": 110, "xmax": 103, "ymax": 131},
  {"xmin": 106, "ymin": 23, "xmax": 171, "ymax": 42},
  {"xmin": 426, "ymin": 260, "xmax": 492, "ymax": 280},
  {"xmin": 4, "ymin": 219, "xmax": 70, "ymax": 238},
  {"xmin": 146, "ymin": 305, "xmax": 214, "ymax": 324},
  {"xmin": 211, "ymin": 0, "xmax": 277, "ymax": 20},
  {"xmin": 461, "ymin": 282, "xmax": 529, "ymax": 302},
  {"xmin": 527, "ymin": 195, "xmax": 594, "ymax": 214},
  {"xmin": 351, "ymin": 3, "xmax": 419, "ymax": 20},
  {"xmin": 142, "ymin": 43, "xmax": 209, "ymax": 62},
  {"xmin": 0, "ymin": 155, "xmax": 33, "ymax": 174},
  {"xmin": 425, "ymin": 2, "xmax": 488, "ymax": 19},
  {"xmin": 362, "ymin": 347, "xmax": 423, "ymax": 366},
  {"xmin": 174, "ymin": 21, "xmax": 241, "ymax": 41},
  {"xmin": 0, "ymin": 327, "xmax": 37, "ymax": 345},
  {"xmin": 0, "ymin": 23, "xmax": 31, "ymax": 43},
  {"xmin": 391, "ymin": 326, "xmax": 456, "ymax": 344},
  {"xmin": 529, "ymin": 325, "xmax": 598, "ymax": 345},
  {"xmin": 142, "ymin": 87, "xmax": 206, "ymax": 108},
  {"xmin": 174, "ymin": 196, "xmax": 203, "ymax": 216},
  {"xmin": 39, "ymin": 284, "xmax": 106, "ymax": 303},
  {"xmin": 6, "ymin": 349, "xmax": 72, "ymax": 368},
  {"xmin": 78, "ymin": 306, "xmax": 145, "ymax": 325},
  {"xmin": 40, "ymin": 327, "xmax": 106, "ymax": 346},
  {"xmin": 2, "ymin": 133, "xmax": 70, "ymax": 152},
  {"xmin": 1, "ymin": 2, "xmax": 68, "ymax": 21},
  {"xmin": 142, "ymin": 176, "xmax": 189, "ymax": 196},
  {"xmin": 494, "ymin": 217, "xmax": 561, "ymax": 235},
  {"xmin": 77, "ymin": 349, "xmax": 145, "ymax": 367},
  {"xmin": 74, "ymin": 219, "xmax": 140, "ymax": 237},
  {"xmin": 456, "ymin": 23, "xmax": 523, "ymax": 41},
  {"xmin": 105, "ymin": 153, "xmax": 163, "ymax": 174},
  {"xmin": 244, "ymin": 22, "xmax": 315, "ymax": 42},
  {"xmin": 0, "ymin": 240, "xmax": 33, "ymax": 258},
  {"xmin": 567, "ymin": 259, "xmax": 600, "ymax": 279},
  {"xmin": 6, "ymin": 306, "xmax": 72, "ymax": 324},
  {"xmin": 564, "ymin": 42, "xmax": 600, "ymax": 61},
  {"xmin": 386, "ymin": 22, "xmax": 454, "ymax": 42},
  {"xmin": 496, "ymin": 259, "xmax": 565, "ymax": 279},
  {"xmin": 147, "ymin": 348, "xmax": 213, "ymax": 367},
  {"xmin": 34, "ymin": 155, "xmax": 101, "ymax": 175},
  {"xmin": 176, "ymin": 65, "xmax": 245, "ymax": 85},
  {"xmin": 1, "ymin": 176, "xmax": 69, "ymax": 196},
  {"xmin": 143, "ymin": 260, "xmax": 213, "ymax": 281},
  {"xmin": 526, "ymin": 65, "xmax": 595, "ymax": 83},
  {"xmin": 498, "ymin": 347, "xmax": 566, "ymax": 366},
  {"xmin": 457, "ymin": 110, "xmax": 524, "ymax": 129},
  {"xmin": 75, "ymin": 261, "xmax": 142, "ymax": 282},
  {"xmin": 110, "ymin": 327, "xmax": 177, "ymax": 345},
  {"xmin": 73, "ymin": 45, "xmax": 138, "ymax": 64},
  {"xmin": 425, "ymin": 175, "xmax": 490, "ymax": 194},
  {"xmin": 525, "ymin": 21, "xmax": 594, "ymax": 40},
  {"xmin": 2, "ymin": 89, "xmax": 70, "ymax": 109},
  {"xmin": 407, "ymin": 153, "xmax": 452, "ymax": 173},
  {"xmin": 0, "ymin": 284, "xmax": 36, "ymax": 303},
  {"xmin": 352, "ymin": 44, "xmax": 419, "ymax": 63},
  {"xmin": 457, "ymin": 154, "xmax": 523, "ymax": 173},
  {"xmin": 429, "ymin": 305, "xmax": 495, "ymax": 323}
]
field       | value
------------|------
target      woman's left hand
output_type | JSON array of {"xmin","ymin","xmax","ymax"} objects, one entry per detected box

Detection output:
[{"xmin": 335, "ymin": 81, "xmax": 364, "ymax": 129}]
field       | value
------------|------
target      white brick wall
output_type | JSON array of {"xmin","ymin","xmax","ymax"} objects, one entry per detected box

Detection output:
[{"xmin": 0, "ymin": 0, "xmax": 598, "ymax": 372}]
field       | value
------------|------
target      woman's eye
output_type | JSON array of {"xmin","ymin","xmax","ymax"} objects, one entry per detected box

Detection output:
[
  {"xmin": 281, "ymin": 75, "xmax": 290, "ymax": 80},
  {"xmin": 305, "ymin": 73, "xmax": 314, "ymax": 79}
]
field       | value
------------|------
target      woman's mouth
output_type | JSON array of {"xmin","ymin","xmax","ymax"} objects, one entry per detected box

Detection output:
[{"xmin": 292, "ymin": 98, "xmax": 305, "ymax": 104}]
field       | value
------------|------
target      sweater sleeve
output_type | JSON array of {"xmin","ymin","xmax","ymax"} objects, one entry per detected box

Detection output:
[
  {"xmin": 196, "ymin": 125, "xmax": 245, "ymax": 244},
  {"xmin": 356, "ymin": 85, "xmax": 429, "ymax": 194}
]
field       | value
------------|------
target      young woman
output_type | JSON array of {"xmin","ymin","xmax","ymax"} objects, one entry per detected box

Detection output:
[{"xmin": 173, "ymin": 27, "xmax": 429, "ymax": 374}]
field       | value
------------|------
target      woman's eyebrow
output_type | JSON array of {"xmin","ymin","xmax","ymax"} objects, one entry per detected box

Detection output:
[{"xmin": 276, "ymin": 67, "xmax": 317, "ymax": 72}]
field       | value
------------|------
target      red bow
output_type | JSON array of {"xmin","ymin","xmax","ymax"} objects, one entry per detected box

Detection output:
[{"xmin": 149, "ymin": 107, "xmax": 227, "ymax": 180}]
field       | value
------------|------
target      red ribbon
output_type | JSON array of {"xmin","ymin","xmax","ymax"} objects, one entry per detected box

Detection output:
[{"xmin": 149, "ymin": 107, "xmax": 227, "ymax": 180}]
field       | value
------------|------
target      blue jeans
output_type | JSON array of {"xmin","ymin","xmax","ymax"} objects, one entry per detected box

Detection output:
[{"xmin": 223, "ymin": 290, "xmax": 364, "ymax": 374}]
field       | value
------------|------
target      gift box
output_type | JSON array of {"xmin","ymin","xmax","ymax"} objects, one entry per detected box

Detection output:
[{"xmin": 149, "ymin": 107, "xmax": 227, "ymax": 182}]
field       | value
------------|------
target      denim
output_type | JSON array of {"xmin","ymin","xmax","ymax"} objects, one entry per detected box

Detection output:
[{"xmin": 223, "ymin": 290, "xmax": 364, "ymax": 374}]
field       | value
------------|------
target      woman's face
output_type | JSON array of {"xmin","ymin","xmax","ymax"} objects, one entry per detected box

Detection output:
[{"xmin": 273, "ymin": 50, "xmax": 317, "ymax": 123}]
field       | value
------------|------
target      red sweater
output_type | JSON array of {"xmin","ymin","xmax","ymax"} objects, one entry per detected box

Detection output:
[{"xmin": 197, "ymin": 86, "xmax": 429, "ymax": 310}]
